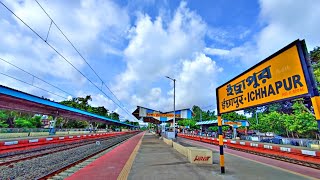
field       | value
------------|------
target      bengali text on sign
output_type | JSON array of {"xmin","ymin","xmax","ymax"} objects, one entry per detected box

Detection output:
[{"xmin": 217, "ymin": 43, "xmax": 310, "ymax": 114}]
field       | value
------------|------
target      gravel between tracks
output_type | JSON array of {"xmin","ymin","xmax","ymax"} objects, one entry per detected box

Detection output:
[
  {"xmin": 0, "ymin": 134, "xmax": 136, "ymax": 180},
  {"xmin": 0, "ymin": 137, "xmax": 113, "ymax": 164}
]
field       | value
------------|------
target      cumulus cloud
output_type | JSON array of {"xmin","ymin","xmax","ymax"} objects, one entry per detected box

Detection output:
[
  {"xmin": 207, "ymin": 0, "xmax": 320, "ymax": 67},
  {"xmin": 124, "ymin": 53, "xmax": 223, "ymax": 112},
  {"xmin": 88, "ymin": 94, "xmax": 116, "ymax": 109},
  {"xmin": 113, "ymin": 1, "xmax": 216, "ymax": 111},
  {"xmin": 175, "ymin": 53, "xmax": 223, "ymax": 110},
  {"xmin": 0, "ymin": 0, "xmax": 130, "ymax": 108},
  {"xmin": 256, "ymin": 0, "xmax": 320, "ymax": 56}
]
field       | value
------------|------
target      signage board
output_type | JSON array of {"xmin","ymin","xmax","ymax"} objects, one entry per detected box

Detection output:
[
  {"xmin": 224, "ymin": 121, "xmax": 242, "ymax": 127},
  {"xmin": 217, "ymin": 40, "xmax": 315, "ymax": 114},
  {"xmin": 146, "ymin": 113, "xmax": 181, "ymax": 118}
]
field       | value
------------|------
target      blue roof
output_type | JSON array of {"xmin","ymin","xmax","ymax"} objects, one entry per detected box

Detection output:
[
  {"xmin": 0, "ymin": 85, "xmax": 137, "ymax": 127},
  {"xmin": 196, "ymin": 119, "xmax": 249, "ymax": 127}
]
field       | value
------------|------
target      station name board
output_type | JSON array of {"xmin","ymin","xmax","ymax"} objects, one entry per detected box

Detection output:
[
  {"xmin": 146, "ymin": 113, "xmax": 181, "ymax": 118},
  {"xmin": 217, "ymin": 40, "xmax": 312, "ymax": 114}
]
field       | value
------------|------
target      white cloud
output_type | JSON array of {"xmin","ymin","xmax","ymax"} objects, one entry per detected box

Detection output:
[
  {"xmin": 204, "ymin": 48, "xmax": 230, "ymax": 56},
  {"xmin": 256, "ymin": 0, "xmax": 320, "ymax": 56},
  {"xmin": 113, "ymin": 1, "xmax": 209, "ymax": 109},
  {"xmin": 124, "ymin": 53, "xmax": 223, "ymax": 112},
  {"xmin": 4, "ymin": 0, "xmax": 129, "ymax": 49},
  {"xmin": 131, "ymin": 88, "xmax": 171, "ymax": 111},
  {"xmin": 209, "ymin": 0, "xmax": 320, "ymax": 67},
  {"xmin": 89, "ymin": 94, "xmax": 116, "ymax": 109},
  {"xmin": 239, "ymin": 30, "xmax": 251, "ymax": 40},
  {"xmin": 0, "ymin": 0, "xmax": 130, "ymax": 112},
  {"xmin": 175, "ymin": 53, "xmax": 223, "ymax": 110}
]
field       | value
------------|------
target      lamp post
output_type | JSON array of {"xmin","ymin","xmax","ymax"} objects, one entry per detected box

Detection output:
[{"xmin": 166, "ymin": 76, "xmax": 176, "ymax": 138}]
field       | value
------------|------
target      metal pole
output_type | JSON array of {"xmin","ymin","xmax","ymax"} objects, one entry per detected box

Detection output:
[
  {"xmin": 173, "ymin": 79, "xmax": 176, "ymax": 138},
  {"xmin": 256, "ymin": 109, "xmax": 260, "ymax": 140},
  {"xmin": 218, "ymin": 115, "xmax": 225, "ymax": 173},
  {"xmin": 165, "ymin": 76, "xmax": 176, "ymax": 138},
  {"xmin": 256, "ymin": 110, "xmax": 258, "ymax": 124},
  {"xmin": 200, "ymin": 110, "xmax": 202, "ymax": 136}
]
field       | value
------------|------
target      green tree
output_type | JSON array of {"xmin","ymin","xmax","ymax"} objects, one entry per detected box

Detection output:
[
  {"xmin": 60, "ymin": 95, "xmax": 117, "ymax": 127},
  {"xmin": 258, "ymin": 111, "xmax": 285, "ymax": 134},
  {"xmin": 221, "ymin": 112, "xmax": 246, "ymax": 121},
  {"xmin": 60, "ymin": 97, "xmax": 79, "ymax": 108},
  {"xmin": 77, "ymin": 95, "xmax": 92, "ymax": 111},
  {"xmin": 310, "ymin": 46, "xmax": 320, "ymax": 64},
  {"xmin": 209, "ymin": 126, "xmax": 229, "ymax": 132},
  {"xmin": 289, "ymin": 100, "xmax": 318, "ymax": 138},
  {"xmin": 110, "ymin": 112, "xmax": 120, "ymax": 120},
  {"xmin": 0, "ymin": 110, "xmax": 9, "ymax": 128},
  {"xmin": 202, "ymin": 110, "xmax": 217, "ymax": 120},
  {"xmin": 192, "ymin": 105, "xmax": 202, "ymax": 121},
  {"xmin": 178, "ymin": 118, "xmax": 199, "ymax": 129},
  {"xmin": 191, "ymin": 105, "xmax": 216, "ymax": 121},
  {"xmin": 91, "ymin": 106, "xmax": 109, "ymax": 117},
  {"xmin": 14, "ymin": 117, "xmax": 34, "ymax": 128},
  {"xmin": 2, "ymin": 110, "xmax": 18, "ymax": 128},
  {"xmin": 65, "ymin": 120, "xmax": 89, "ymax": 128},
  {"xmin": 310, "ymin": 46, "xmax": 320, "ymax": 91},
  {"xmin": 30, "ymin": 115, "xmax": 42, "ymax": 128}
]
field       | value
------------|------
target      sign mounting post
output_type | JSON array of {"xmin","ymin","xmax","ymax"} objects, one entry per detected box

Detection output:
[{"xmin": 216, "ymin": 39, "xmax": 320, "ymax": 174}]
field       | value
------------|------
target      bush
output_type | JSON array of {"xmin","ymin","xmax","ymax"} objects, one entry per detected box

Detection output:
[{"xmin": 14, "ymin": 118, "xmax": 35, "ymax": 128}]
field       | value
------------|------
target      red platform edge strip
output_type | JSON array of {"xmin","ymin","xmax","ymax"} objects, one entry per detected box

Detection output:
[
  {"xmin": 178, "ymin": 134, "xmax": 320, "ymax": 165},
  {"xmin": 66, "ymin": 132, "xmax": 144, "ymax": 180}
]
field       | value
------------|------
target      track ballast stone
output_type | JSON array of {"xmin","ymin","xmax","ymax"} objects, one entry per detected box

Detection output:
[{"xmin": 0, "ymin": 134, "xmax": 135, "ymax": 180}]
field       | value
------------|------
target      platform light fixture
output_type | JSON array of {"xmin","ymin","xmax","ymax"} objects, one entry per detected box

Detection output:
[{"xmin": 165, "ymin": 76, "xmax": 176, "ymax": 138}]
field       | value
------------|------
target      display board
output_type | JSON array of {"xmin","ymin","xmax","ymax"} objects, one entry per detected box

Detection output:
[{"xmin": 217, "ymin": 40, "xmax": 315, "ymax": 114}]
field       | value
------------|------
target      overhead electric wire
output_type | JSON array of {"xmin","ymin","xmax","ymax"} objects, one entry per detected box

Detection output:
[
  {"xmin": 0, "ymin": 57, "xmax": 75, "ymax": 98},
  {"xmin": 0, "ymin": 72, "xmax": 67, "ymax": 99},
  {"xmin": 0, "ymin": 1, "xmax": 134, "ymax": 119},
  {"xmin": 34, "ymin": 0, "xmax": 133, "ymax": 118}
]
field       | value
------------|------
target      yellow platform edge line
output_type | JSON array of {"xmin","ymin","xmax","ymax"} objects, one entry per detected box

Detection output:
[{"xmin": 117, "ymin": 132, "xmax": 145, "ymax": 180}]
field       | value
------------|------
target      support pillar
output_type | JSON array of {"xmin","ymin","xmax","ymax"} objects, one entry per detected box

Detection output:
[
  {"xmin": 218, "ymin": 116, "xmax": 225, "ymax": 173},
  {"xmin": 49, "ymin": 116, "xmax": 57, "ymax": 135},
  {"xmin": 89, "ymin": 123, "xmax": 93, "ymax": 133},
  {"xmin": 233, "ymin": 126, "xmax": 237, "ymax": 139}
]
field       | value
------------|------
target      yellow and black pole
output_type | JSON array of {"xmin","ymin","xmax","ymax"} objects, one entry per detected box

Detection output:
[{"xmin": 217, "ymin": 115, "xmax": 225, "ymax": 173}]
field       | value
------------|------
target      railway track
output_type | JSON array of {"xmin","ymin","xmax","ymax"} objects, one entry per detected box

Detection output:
[
  {"xmin": 0, "ymin": 135, "xmax": 115, "ymax": 166},
  {"xmin": 227, "ymin": 146, "xmax": 320, "ymax": 170},
  {"xmin": 178, "ymin": 137, "xmax": 320, "ymax": 170},
  {"xmin": 0, "ymin": 132, "xmax": 139, "ymax": 180},
  {"xmin": 38, "ymin": 133, "xmax": 137, "ymax": 180}
]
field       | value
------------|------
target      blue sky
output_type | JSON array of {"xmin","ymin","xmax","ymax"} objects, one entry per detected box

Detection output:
[{"xmin": 0, "ymin": 0, "xmax": 320, "ymax": 121}]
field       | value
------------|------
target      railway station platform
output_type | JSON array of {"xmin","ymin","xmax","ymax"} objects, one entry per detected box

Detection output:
[{"xmin": 65, "ymin": 132, "xmax": 319, "ymax": 180}]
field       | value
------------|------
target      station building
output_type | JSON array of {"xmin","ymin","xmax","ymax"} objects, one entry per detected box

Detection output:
[{"xmin": 132, "ymin": 106, "xmax": 193, "ymax": 126}]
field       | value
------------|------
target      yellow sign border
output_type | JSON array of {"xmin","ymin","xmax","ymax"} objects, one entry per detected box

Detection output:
[{"xmin": 216, "ymin": 40, "xmax": 315, "ymax": 114}]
